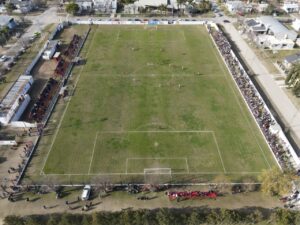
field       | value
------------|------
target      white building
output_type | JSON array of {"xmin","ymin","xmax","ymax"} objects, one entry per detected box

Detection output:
[
  {"xmin": 0, "ymin": 75, "xmax": 33, "ymax": 125},
  {"xmin": 42, "ymin": 40, "xmax": 59, "ymax": 60},
  {"xmin": 76, "ymin": 0, "xmax": 93, "ymax": 12},
  {"xmin": 92, "ymin": 0, "xmax": 117, "ymax": 13},
  {"xmin": 10, "ymin": 0, "xmax": 34, "ymax": 13},
  {"xmin": 245, "ymin": 16, "xmax": 298, "ymax": 50},
  {"xmin": 226, "ymin": 1, "xmax": 252, "ymax": 14},
  {"xmin": 283, "ymin": 52, "xmax": 300, "ymax": 69},
  {"xmin": 255, "ymin": 3, "xmax": 269, "ymax": 13},
  {"xmin": 292, "ymin": 18, "xmax": 300, "ymax": 31},
  {"xmin": 133, "ymin": 0, "xmax": 177, "ymax": 8},
  {"xmin": 282, "ymin": 2, "xmax": 299, "ymax": 13}
]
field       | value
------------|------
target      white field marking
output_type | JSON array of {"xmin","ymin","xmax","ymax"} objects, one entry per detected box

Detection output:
[
  {"xmin": 40, "ymin": 28, "xmax": 98, "ymax": 175},
  {"xmin": 81, "ymin": 73, "xmax": 225, "ymax": 77},
  {"xmin": 115, "ymin": 40, "xmax": 184, "ymax": 44},
  {"xmin": 115, "ymin": 30, "xmax": 120, "ymax": 41},
  {"xmin": 88, "ymin": 131, "xmax": 99, "ymax": 174},
  {"xmin": 185, "ymin": 158, "xmax": 190, "ymax": 173},
  {"xmin": 98, "ymin": 130, "xmax": 214, "ymax": 133},
  {"xmin": 211, "ymin": 132, "xmax": 226, "ymax": 173},
  {"xmin": 126, "ymin": 157, "xmax": 189, "ymax": 174},
  {"xmin": 44, "ymin": 171, "xmax": 262, "ymax": 176},
  {"xmin": 208, "ymin": 33, "xmax": 272, "ymax": 169},
  {"xmin": 182, "ymin": 30, "xmax": 186, "ymax": 41},
  {"xmin": 127, "ymin": 157, "xmax": 191, "ymax": 159}
]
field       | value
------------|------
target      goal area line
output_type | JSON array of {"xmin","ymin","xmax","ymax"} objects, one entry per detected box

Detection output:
[{"xmin": 43, "ymin": 171, "xmax": 263, "ymax": 176}]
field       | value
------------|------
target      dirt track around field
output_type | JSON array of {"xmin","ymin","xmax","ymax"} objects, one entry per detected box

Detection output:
[{"xmin": 0, "ymin": 188, "xmax": 282, "ymax": 219}]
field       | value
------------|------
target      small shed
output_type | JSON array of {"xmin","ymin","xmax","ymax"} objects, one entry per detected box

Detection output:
[
  {"xmin": 283, "ymin": 52, "xmax": 300, "ymax": 69},
  {"xmin": 42, "ymin": 40, "xmax": 59, "ymax": 60}
]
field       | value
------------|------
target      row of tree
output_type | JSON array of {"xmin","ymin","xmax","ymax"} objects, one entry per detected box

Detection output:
[
  {"xmin": 4, "ymin": 207, "xmax": 300, "ymax": 225},
  {"xmin": 66, "ymin": 0, "xmax": 212, "ymax": 16}
]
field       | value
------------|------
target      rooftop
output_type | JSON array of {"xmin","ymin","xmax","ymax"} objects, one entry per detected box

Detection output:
[
  {"xmin": 258, "ymin": 16, "xmax": 298, "ymax": 41},
  {"xmin": 245, "ymin": 19, "xmax": 259, "ymax": 27},
  {"xmin": 0, "ymin": 75, "xmax": 32, "ymax": 114},
  {"xmin": 0, "ymin": 15, "xmax": 13, "ymax": 27},
  {"xmin": 45, "ymin": 40, "xmax": 58, "ymax": 50},
  {"xmin": 284, "ymin": 52, "xmax": 300, "ymax": 63}
]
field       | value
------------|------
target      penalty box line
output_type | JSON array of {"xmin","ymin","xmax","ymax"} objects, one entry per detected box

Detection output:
[
  {"xmin": 88, "ymin": 131, "xmax": 99, "ymax": 175},
  {"xmin": 98, "ymin": 130, "xmax": 215, "ymax": 133},
  {"xmin": 43, "ymin": 171, "xmax": 263, "ymax": 176},
  {"xmin": 93, "ymin": 130, "xmax": 227, "ymax": 175},
  {"xmin": 90, "ymin": 130, "xmax": 215, "ymax": 175}
]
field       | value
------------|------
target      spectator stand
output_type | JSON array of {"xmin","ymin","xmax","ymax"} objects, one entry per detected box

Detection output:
[{"xmin": 207, "ymin": 23, "xmax": 300, "ymax": 172}]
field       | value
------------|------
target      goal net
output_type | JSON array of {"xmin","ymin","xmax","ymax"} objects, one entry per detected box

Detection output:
[
  {"xmin": 144, "ymin": 168, "xmax": 171, "ymax": 175},
  {"xmin": 144, "ymin": 168, "xmax": 172, "ymax": 184}
]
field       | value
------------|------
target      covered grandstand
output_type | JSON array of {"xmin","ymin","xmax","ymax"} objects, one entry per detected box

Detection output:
[{"xmin": 0, "ymin": 75, "xmax": 33, "ymax": 125}]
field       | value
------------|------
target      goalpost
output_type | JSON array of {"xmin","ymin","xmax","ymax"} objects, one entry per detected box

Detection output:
[
  {"xmin": 144, "ymin": 168, "xmax": 172, "ymax": 183},
  {"xmin": 144, "ymin": 25, "xmax": 158, "ymax": 30},
  {"xmin": 144, "ymin": 168, "xmax": 172, "ymax": 175}
]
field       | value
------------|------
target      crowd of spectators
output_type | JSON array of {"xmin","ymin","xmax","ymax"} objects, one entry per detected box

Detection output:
[
  {"xmin": 0, "ymin": 141, "xmax": 34, "ymax": 199},
  {"xmin": 211, "ymin": 28, "xmax": 295, "ymax": 171},
  {"xmin": 29, "ymin": 78, "xmax": 58, "ymax": 123},
  {"xmin": 64, "ymin": 35, "xmax": 82, "ymax": 59},
  {"xmin": 54, "ymin": 58, "xmax": 69, "ymax": 77}
]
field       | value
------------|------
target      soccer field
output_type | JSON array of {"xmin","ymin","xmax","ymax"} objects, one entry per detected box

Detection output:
[{"xmin": 38, "ymin": 25, "xmax": 277, "ymax": 184}]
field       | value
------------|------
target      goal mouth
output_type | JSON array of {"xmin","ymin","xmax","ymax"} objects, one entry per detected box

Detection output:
[
  {"xmin": 144, "ymin": 168, "xmax": 172, "ymax": 175},
  {"xmin": 144, "ymin": 25, "xmax": 158, "ymax": 30}
]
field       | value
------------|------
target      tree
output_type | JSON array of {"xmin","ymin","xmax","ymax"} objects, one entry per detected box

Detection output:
[
  {"xmin": 285, "ymin": 63, "xmax": 300, "ymax": 96},
  {"xmin": 119, "ymin": 0, "xmax": 136, "ymax": 4},
  {"xmin": 158, "ymin": 4, "xmax": 168, "ymax": 15},
  {"xmin": 273, "ymin": 209, "xmax": 296, "ymax": 225},
  {"xmin": 156, "ymin": 208, "xmax": 174, "ymax": 225},
  {"xmin": 247, "ymin": 209, "xmax": 264, "ymax": 224},
  {"xmin": 264, "ymin": 4, "xmax": 275, "ymax": 15},
  {"xmin": 177, "ymin": 0, "xmax": 185, "ymax": 15},
  {"xmin": 4, "ymin": 215, "xmax": 24, "ymax": 225},
  {"xmin": 187, "ymin": 211, "xmax": 201, "ymax": 225},
  {"xmin": 220, "ymin": 209, "xmax": 241, "ymax": 224},
  {"xmin": 259, "ymin": 167, "xmax": 295, "ymax": 196},
  {"xmin": 47, "ymin": 215, "xmax": 60, "ymax": 225},
  {"xmin": 5, "ymin": 3, "xmax": 16, "ymax": 14},
  {"xmin": 0, "ymin": 31, "xmax": 7, "ymax": 47},
  {"xmin": 65, "ymin": 3, "xmax": 79, "ymax": 15}
]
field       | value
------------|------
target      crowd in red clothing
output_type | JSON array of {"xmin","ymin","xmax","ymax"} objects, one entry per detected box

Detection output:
[{"xmin": 166, "ymin": 191, "xmax": 217, "ymax": 201}]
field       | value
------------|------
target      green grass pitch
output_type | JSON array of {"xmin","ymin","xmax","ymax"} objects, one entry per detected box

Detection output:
[{"xmin": 41, "ymin": 25, "xmax": 277, "ymax": 183}]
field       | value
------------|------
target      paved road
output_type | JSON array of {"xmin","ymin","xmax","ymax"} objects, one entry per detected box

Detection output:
[
  {"xmin": 221, "ymin": 21, "xmax": 300, "ymax": 146},
  {"xmin": 3, "ymin": 7, "xmax": 62, "ymax": 55}
]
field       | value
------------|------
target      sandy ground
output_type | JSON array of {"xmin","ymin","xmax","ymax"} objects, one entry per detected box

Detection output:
[{"xmin": 0, "ymin": 188, "xmax": 282, "ymax": 219}]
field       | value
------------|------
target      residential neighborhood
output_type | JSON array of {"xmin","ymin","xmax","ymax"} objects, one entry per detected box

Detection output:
[{"xmin": 1, "ymin": 0, "xmax": 300, "ymax": 224}]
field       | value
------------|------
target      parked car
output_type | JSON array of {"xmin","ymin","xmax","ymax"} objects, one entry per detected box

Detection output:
[
  {"xmin": 0, "ymin": 55, "xmax": 9, "ymax": 62},
  {"xmin": 81, "ymin": 185, "xmax": 91, "ymax": 200},
  {"xmin": 223, "ymin": 20, "xmax": 230, "ymax": 23}
]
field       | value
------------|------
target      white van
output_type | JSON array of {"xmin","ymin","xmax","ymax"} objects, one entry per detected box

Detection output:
[{"xmin": 81, "ymin": 185, "xmax": 91, "ymax": 201}]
